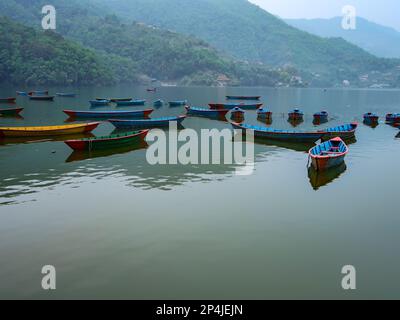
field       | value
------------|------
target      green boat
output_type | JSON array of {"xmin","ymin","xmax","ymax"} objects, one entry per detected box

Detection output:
[
  {"xmin": 0, "ymin": 107, "xmax": 23, "ymax": 116},
  {"xmin": 64, "ymin": 130, "xmax": 149, "ymax": 151}
]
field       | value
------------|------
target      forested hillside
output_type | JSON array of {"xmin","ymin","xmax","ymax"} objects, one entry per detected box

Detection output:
[
  {"xmin": 93, "ymin": 0, "xmax": 400, "ymax": 87},
  {"xmin": 0, "ymin": 17, "xmax": 114, "ymax": 85},
  {"xmin": 0, "ymin": 0, "xmax": 296, "ymax": 86}
]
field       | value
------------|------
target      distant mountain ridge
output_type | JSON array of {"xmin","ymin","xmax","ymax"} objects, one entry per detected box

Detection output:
[
  {"xmin": 286, "ymin": 17, "xmax": 400, "ymax": 58},
  {"xmin": 90, "ymin": 0, "xmax": 400, "ymax": 87}
]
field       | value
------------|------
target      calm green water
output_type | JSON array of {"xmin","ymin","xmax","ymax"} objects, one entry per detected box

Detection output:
[{"xmin": 0, "ymin": 85, "xmax": 399, "ymax": 299}]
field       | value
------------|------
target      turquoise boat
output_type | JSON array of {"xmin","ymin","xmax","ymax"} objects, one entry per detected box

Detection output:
[
  {"xmin": 109, "ymin": 115, "xmax": 186, "ymax": 129},
  {"xmin": 115, "ymin": 99, "xmax": 146, "ymax": 106}
]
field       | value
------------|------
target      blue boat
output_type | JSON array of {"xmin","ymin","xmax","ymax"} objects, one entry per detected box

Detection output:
[
  {"xmin": 109, "ymin": 115, "xmax": 187, "ymax": 129},
  {"xmin": 185, "ymin": 106, "xmax": 229, "ymax": 119},
  {"xmin": 64, "ymin": 109, "xmax": 153, "ymax": 119},
  {"xmin": 169, "ymin": 100, "xmax": 187, "ymax": 106},
  {"xmin": 309, "ymin": 137, "xmax": 349, "ymax": 171},
  {"xmin": 209, "ymin": 103, "xmax": 263, "ymax": 110},
  {"xmin": 56, "ymin": 93, "xmax": 76, "ymax": 97},
  {"xmin": 115, "ymin": 99, "xmax": 146, "ymax": 106},
  {"xmin": 313, "ymin": 111, "xmax": 329, "ymax": 122},
  {"xmin": 231, "ymin": 122, "xmax": 358, "ymax": 142},
  {"xmin": 321, "ymin": 123, "xmax": 358, "ymax": 140},
  {"xmin": 16, "ymin": 91, "xmax": 28, "ymax": 96},
  {"xmin": 257, "ymin": 108, "xmax": 272, "ymax": 119},
  {"xmin": 90, "ymin": 99, "xmax": 110, "ymax": 107},
  {"xmin": 386, "ymin": 113, "xmax": 400, "ymax": 124},
  {"xmin": 153, "ymin": 99, "xmax": 164, "ymax": 107}
]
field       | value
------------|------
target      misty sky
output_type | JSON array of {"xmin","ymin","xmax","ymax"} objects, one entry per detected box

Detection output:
[{"xmin": 248, "ymin": 0, "xmax": 400, "ymax": 31}]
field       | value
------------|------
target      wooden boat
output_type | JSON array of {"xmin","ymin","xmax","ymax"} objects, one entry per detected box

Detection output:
[
  {"xmin": 288, "ymin": 108, "xmax": 304, "ymax": 120},
  {"xmin": 386, "ymin": 113, "xmax": 400, "ymax": 124},
  {"xmin": 64, "ymin": 109, "xmax": 153, "ymax": 119},
  {"xmin": 313, "ymin": 111, "xmax": 329, "ymax": 122},
  {"xmin": 0, "ymin": 97, "xmax": 16, "ymax": 103},
  {"xmin": 109, "ymin": 115, "xmax": 186, "ymax": 129},
  {"xmin": 169, "ymin": 100, "xmax": 187, "ymax": 106},
  {"xmin": 257, "ymin": 107, "xmax": 272, "ymax": 119},
  {"xmin": 226, "ymin": 95, "xmax": 261, "ymax": 101},
  {"xmin": 0, "ymin": 122, "xmax": 99, "ymax": 137},
  {"xmin": 28, "ymin": 90, "xmax": 48, "ymax": 96},
  {"xmin": 90, "ymin": 99, "xmax": 110, "ymax": 106},
  {"xmin": 233, "ymin": 122, "xmax": 357, "ymax": 142},
  {"xmin": 185, "ymin": 106, "xmax": 229, "ymax": 119},
  {"xmin": 0, "ymin": 107, "xmax": 23, "ymax": 116},
  {"xmin": 231, "ymin": 107, "xmax": 245, "ymax": 121},
  {"xmin": 363, "ymin": 112, "xmax": 379, "ymax": 123},
  {"xmin": 321, "ymin": 123, "xmax": 358, "ymax": 140},
  {"xmin": 56, "ymin": 93, "xmax": 76, "ymax": 97},
  {"xmin": 309, "ymin": 137, "xmax": 349, "ymax": 171},
  {"xmin": 231, "ymin": 122, "xmax": 325, "ymax": 142},
  {"xmin": 29, "ymin": 95, "xmax": 55, "ymax": 101},
  {"xmin": 108, "ymin": 98, "xmax": 133, "ymax": 102},
  {"xmin": 209, "ymin": 103, "xmax": 263, "ymax": 110},
  {"xmin": 153, "ymin": 99, "xmax": 164, "ymax": 107},
  {"xmin": 65, "ymin": 130, "xmax": 149, "ymax": 151},
  {"xmin": 115, "ymin": 99, "xmax": 146, "ymax": 106}
]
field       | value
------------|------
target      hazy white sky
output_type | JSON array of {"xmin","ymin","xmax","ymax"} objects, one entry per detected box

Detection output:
[{"xmin": 248, "ymin": 0, "xmax": 400, "ymax": 31}]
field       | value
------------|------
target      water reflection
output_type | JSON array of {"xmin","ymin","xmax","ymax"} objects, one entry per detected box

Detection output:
[
  {"xmin": 66, "ymin": 142, "xmax": 149, "ymax": 163},
  {"xmin": 363, "ymin": 120, "xmax": 379, "ymax": 129},
  {"xmin": 308, "ymin": 162, "xmax": 347, "ymax": 190},
  {"xmin": 0, "ymin": 133, "xmax": 95, "ymax": 146}
]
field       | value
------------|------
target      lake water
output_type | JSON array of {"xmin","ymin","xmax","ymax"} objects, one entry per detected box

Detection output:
[{"xmin": 0, "ymin": 85, "xmax": 399, "ymax": 299}]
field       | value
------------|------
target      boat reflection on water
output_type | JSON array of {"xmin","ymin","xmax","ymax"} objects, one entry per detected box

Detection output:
[
  {"xmin": 0, "ymin": 133, "xmax": 95, "ymax": 146},
  {"xmin": 257, "ymin": 117, "xmax": 273, "ymax": 126},
  {"xmin": 308, "ymin": 162, "xmax": 347, "ymax": 190},
  {"xmin": 253, "ymin": 137, "xmax": 313, "ymax": 153},
  {"xmin": 288, "ymin": 118, "xmax": 304, "ymax": 127},
  {"xmin": 66, "ymin": 141, "xmax": 149, "ymax": 163},
  {"xmin": 313, "ymin": 118, "xmax": 328, "ymax": 126},
  {"xmin": 363, "ymin": 119, "xmax": 379, "ymax": 129}
]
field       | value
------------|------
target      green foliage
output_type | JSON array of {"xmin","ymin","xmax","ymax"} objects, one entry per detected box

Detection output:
[
  {"xmin": 0, "ymin": 17, "xmax": 114, "ymax": 85},
  {"xmin": 94, "ymin": 0, "xmax": 400, "ymax": 87},
  {"xmin": 0, "ymin": 0, "xmax": 295, "ymax": 86}
]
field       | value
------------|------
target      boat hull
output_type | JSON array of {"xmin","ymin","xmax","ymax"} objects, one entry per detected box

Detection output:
[
  {"xmin": 64, "ymin": 109, "xmax": 153, "ymax": 119},
  {"xmin": 115, "ymin": 100, "xmax": 146, "ymax": 106},
  {"xmin": 321, "ymin": 123, "xmax": 358, "ymax": 141},
  {"xmin": 226, "ymin": 96, "xmax": 261, "ymax": 100},
  {"xmin": 231, "ymin": 122, "xmax": 325, "ymax": 142},
  {"xmin": 29, "ymin": 96, "xmax": 54, "ymax": 101},
  {"xmin": 56, "ymin": 93, "xmax": 76, "ymax": 97},
  {"xmin": 65, "ymin": 130, "xmax": 149, "ymax": 151},
  {"xmin": 0, "ymin": 122, "xmax": 99, "ymax": 137},
  {"xmin": 309, "ymin": 138, "xmax": 348, "ymax": 171},
  {"xmin": 0, "ymin": 98, "xmax": 16, "ymax": 103},
  {"xmin": 186, "ymin": 106, "xmax": 229, "ymax": 119},
  {"xmin": 109, "ymin": 116, "xmax": 186, "ymax": 129},
  {"xmin": 209, "ymin": 103, "xmax": 262, "ymax": 110},
  {"xmin": 169, "ymin": 101, "xmax": 187, "ymax": 106},
  {"xmin": 90, "ymin": 100, "xmax": 110, "ymax": 106},
  {"xmin": 0, "ymin": 108, "xmax": 23, "ymax": 116}
]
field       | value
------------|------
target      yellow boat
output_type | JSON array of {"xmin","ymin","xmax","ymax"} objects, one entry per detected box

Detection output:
[{"xmin": 0, "ymin": 122, "xmax": 100, "ymax": 137}]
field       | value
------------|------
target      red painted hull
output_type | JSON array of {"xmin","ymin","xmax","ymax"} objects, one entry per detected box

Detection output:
[{"xmin": 0, "ymin": 97, "xmax": 16, "ymax": 103}]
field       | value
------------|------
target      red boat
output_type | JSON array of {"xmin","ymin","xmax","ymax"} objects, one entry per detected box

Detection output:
[{"xmin": 0, "ymin": 97, "xmax": 16, "ymax": 103}]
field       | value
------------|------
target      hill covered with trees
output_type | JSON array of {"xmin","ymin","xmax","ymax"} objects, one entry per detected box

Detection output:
[
  {"xmin": 0, "ymin": 0, "xmax": 297, "ymax": 86},
  {"xmin": 93, "ymin": 0, "xmax": 400, "ymax": 87}
]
